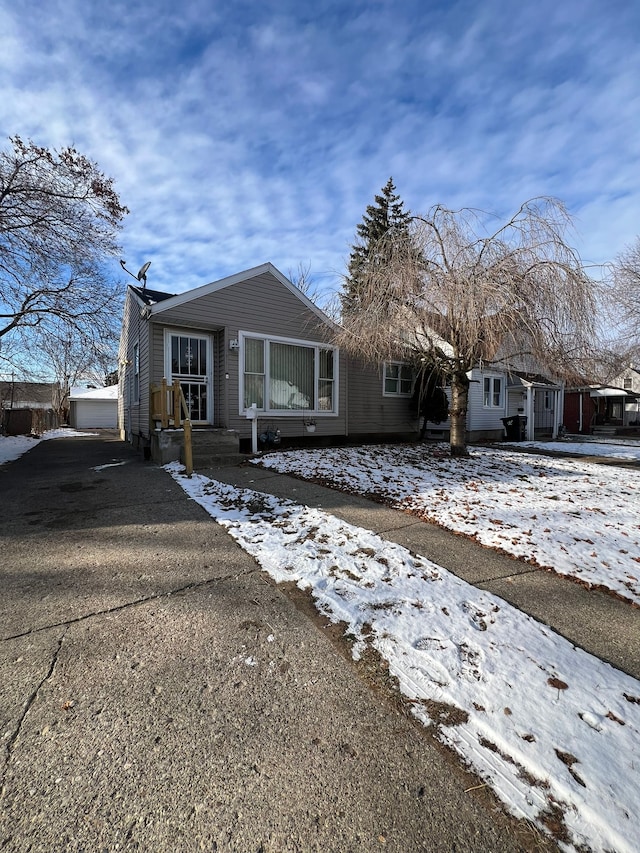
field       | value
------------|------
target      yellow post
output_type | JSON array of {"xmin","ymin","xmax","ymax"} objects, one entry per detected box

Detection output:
[
  {"xmin": 183, "ymin": 418, "xmax": 193, "ymax": 477},
  {"xmin": 160, "ymin": 378, "xmax": 169, "ymax": 428},
  {"xmin": 173, "ymin": 380, "xmax": 181, "ymax": 428},
  {"xmin": 149, "ymin": 384, "xmax": 157, "ymax": 432}
]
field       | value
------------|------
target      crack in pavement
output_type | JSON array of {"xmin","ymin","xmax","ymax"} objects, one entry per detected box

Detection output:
[
  {"xmin": 0, "ymin": 568, "xmax": 259, "ymax": 643},
  {"xmin": 478, "ymin": 567, "xmax": 544, "ymax": 583},
  {"xmin": 1, "ymin": 626, "xmax": 69, "ymax": 792}
]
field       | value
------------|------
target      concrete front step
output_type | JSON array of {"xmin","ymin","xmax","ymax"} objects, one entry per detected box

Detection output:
[
  {"xmin": 152, "ymin": 427, "xmax": 241, "ymax": 465},
  {"xmin": 180, "ymin": 429, "xmax": 243, "ymax": 468}
]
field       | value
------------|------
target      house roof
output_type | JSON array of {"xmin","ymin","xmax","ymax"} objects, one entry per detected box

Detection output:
[
  {"xmin": 130, "ymin": 285, "xmax": 175, "ymax": 306},
  {"xmin": 507, "ymin": 371, "xmax": 560, "ymax": 389},
  {"xmin": 566, "ymin": 384, "xmax": 640, "ymax": 398},
  {"xmin": 0, "ymin": 381, "xmax": 59, "ymax": 406},
  {"xmin": 69, "ymin": 386, "xmax": 119, "ymax": 401}
]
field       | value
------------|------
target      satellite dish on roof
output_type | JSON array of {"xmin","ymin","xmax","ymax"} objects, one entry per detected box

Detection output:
[{"xmin": 119, "ymin": 259, "xmax": 152, "ymax": 291}]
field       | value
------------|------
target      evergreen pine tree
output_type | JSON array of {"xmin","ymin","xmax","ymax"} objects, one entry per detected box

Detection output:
[{"xmin": 342, "ymin": 178, "xmax": 415, "ymax": 313}]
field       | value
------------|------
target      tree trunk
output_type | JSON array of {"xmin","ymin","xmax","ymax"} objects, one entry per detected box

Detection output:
[{"xmin": 449, "ymin": 374, "xmax": 469, "ymax": 457}]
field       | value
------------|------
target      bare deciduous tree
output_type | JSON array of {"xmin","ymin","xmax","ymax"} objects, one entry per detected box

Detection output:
[
  {"xmin": 289, "ymin": 261, "xmax": 342, "ymax": 322},
  {"xmin": 609, "ymin": 236, "xmax": 640, "ymax": 360},
  {"xmin": 27, "ymin": 319, "xmax": 119, "ymax": 421},
  {"xmin": 336, "ymin": 197, "xmax": 596, "ymax": 456},
  {"xmin": 0, "ymin": 136, "xmax": 128, "ymax": 376}
]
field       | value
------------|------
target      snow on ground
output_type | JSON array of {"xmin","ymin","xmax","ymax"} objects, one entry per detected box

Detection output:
[
  {"xmin": 166, "ymin": 460, "xmax": 640, "ymax": 853},
  {"xmin": 515, "ymin": 438, "xmax": 640, "ymax": 462},
  {"xmin": 5, "ymin": 427, "xmax": 639, "ymax": 850},
  {"xmin": 256, "ymin": 443, "xmax": 640, "ymax": 606},
  {"xmin": 0, "ymin": 428, "xmax": 97, "ymax": 465},
  {"xmin": 0, "ymin": 434, "xmax": 42, "ymax": 465}
]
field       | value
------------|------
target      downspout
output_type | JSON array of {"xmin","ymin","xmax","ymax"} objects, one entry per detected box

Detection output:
[
  {"xmin": 579, "ymin": 392, "xmax": 583, "ymax": 433},
  {"xmin": 552, "ymin": 386, "xmax": 562, "ymax": 439},
  {"xmin": 344, "ymin": 353, "xmax": 349, "ymax": 437},
  {"xmin": 224, "ymin": 332, "xmax": 230, "ymax": 430}
]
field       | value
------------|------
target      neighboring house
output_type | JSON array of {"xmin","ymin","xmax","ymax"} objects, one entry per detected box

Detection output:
[
  {"xmin": 118, "ymin": 263, "xmax": 417, "ymax": 461},
  {"xmin": 0, "ymin": 381, "xmax": 61, "ymax": 435},
  {"xmin": 564, "ymin": 367, "xmax": 640, "ymax": 435},
  {"xmin": 611, "ymin": 366, "xmax": 640, "ymax": 428},
  {"xmin": 69, "ymin": 385, "xmax": 119, "ymax": 429},
  {"xmin": 422, "ymin": 367, "xmax": 564, "ymax": 442}
]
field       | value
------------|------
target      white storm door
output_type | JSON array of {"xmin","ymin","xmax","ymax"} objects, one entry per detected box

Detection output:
[{"xmin": 167, "ymin": 333, "xmax": 212, "ymax": 424}]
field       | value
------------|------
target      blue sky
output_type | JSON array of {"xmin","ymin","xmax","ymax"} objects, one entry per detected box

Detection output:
[{"xmin": 1, "ymin": 0, "xmax": 639, "ymax": 303}]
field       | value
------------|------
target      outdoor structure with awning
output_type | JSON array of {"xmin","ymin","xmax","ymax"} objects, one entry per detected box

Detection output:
[{"xmin": 506, "ymin": 372, "xmax": 564, "ymax": 441}]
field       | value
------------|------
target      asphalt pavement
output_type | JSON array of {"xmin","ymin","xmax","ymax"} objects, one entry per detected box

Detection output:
[{"xmin": 2, "ymin": 432, "xmax": 632, "ymax": 852}]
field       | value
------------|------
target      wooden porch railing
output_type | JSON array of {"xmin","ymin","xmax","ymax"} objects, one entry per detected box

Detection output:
[{"xmin": 150, "ymin": 379, "xmax": 193, "ymax": 477}]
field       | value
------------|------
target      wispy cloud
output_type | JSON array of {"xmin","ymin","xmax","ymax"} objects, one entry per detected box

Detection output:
[{"xmin": 1, "ymin": 0, "xmax": 639, "ymax": 295}]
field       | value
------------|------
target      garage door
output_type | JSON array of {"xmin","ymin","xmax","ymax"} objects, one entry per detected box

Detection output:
[{"xmin": 73, "ymin": 400, "xmax": 118, "ymax": 429}]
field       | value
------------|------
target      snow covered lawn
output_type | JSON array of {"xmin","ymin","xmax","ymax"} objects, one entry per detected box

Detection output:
[{"xmin": 256, "ymin": 443, "xmax": 640, "ymax": 607}]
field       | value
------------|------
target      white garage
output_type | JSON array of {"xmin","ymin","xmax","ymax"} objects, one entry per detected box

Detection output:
[{"xmin": 69, "ymin": 386, "xmax": 118, "ymax": 429}]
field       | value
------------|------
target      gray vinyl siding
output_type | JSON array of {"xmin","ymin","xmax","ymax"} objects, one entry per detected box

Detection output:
[
  {"xmin": 148, "ymin": 271, "xmax": 348, "ymax": 442},
  {"xmin": 345, "ymin": 356, "xmax": 419, "ymax": 436},
  {"xmin": 154, "ymin": 271, "xmax": 326, "ymax": 339},
  {"xmin": 118, "ymin": 289, "xmax": 150, "ymax": 441}
]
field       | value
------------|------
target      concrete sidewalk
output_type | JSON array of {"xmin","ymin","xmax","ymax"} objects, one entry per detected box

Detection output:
[
  {"xmin": 0, "ymin": 434, "xmax": 556, "ymax": 853},
  {"xmin": 210, "ymin": 461, "xmax": 640, "ymax": 682}
]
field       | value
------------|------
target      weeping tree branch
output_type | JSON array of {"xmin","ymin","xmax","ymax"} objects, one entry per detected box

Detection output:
[{"xmin": 335, "ymin": 196, "xmax": 598, "ymax": 456}]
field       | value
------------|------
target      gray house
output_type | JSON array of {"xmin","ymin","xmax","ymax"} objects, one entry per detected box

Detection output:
[{"xmin": 118, "ymin": 263, "xmax": 418, "ymax": 462}]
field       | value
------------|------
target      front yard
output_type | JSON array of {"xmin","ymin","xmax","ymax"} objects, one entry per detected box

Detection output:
[{"xmin": 168, "ymin": 441, "xmax": 640, "ymax": 853}]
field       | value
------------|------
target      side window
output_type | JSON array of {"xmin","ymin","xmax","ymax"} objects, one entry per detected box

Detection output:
[
  {"xmin": 243, "ymin": 337, "xmax": 265, "ymax": 408},
  {"xmin": 384, "ymin": 362, "xmax": 413, "ymax": 396},
  {"xmin": 483, "ymin": 375, "xmax": 503, "ymax": 408},
  {"xmin": 132, "ymin": 342, "xmax": 140, "ymax": 404}
]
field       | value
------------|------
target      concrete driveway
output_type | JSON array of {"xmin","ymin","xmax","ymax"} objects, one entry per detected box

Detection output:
[{"xmin": 0, "ymin": 433, "xmax": 557, "ymax": 852}]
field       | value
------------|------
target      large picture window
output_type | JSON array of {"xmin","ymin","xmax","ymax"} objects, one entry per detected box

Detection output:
[
  {"xmin": 241, "ymin": 334, "xmax": 336, "ymax": 414},
  {"xmin": 384, "ymin": 362, "xmax": 413, "ymax": 396}
]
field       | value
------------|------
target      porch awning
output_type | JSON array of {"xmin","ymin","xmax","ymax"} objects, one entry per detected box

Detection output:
[
  {"xmin": 507, "ymin": 375, "xmax": 560, "ymax": 390},
  {"xmin": 589, "ymin": 388, "xmax": 628, "ymax": 398}
]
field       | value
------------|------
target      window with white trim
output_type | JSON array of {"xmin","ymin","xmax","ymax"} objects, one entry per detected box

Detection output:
[
  {"xmin": 624, "ymin": 377, "xmax": 632, "ymax": 390},
  {"xmin": 384, "ymin": 362, "xmax": 413, "ymax": 396},
  {"xmin": 132, "ymin": 342, "xmax": 140, "ymax": 404},
  {"xmin": 483, "ymin": 375, "xmax": 503, "ymax": 408},
  {"xmin": 241, "ymin": 334, "xmax": 337, "ymax": 414}
]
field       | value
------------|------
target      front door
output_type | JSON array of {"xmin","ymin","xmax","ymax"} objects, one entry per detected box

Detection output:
[{"xmin": 167, "ymin": 333, "xmax": 212, "ymax": 424}]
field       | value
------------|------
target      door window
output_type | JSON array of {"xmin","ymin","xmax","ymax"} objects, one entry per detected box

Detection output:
[{"xmin": 168, "ymin": 333, "xmax": 211, "ymax": 422}]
